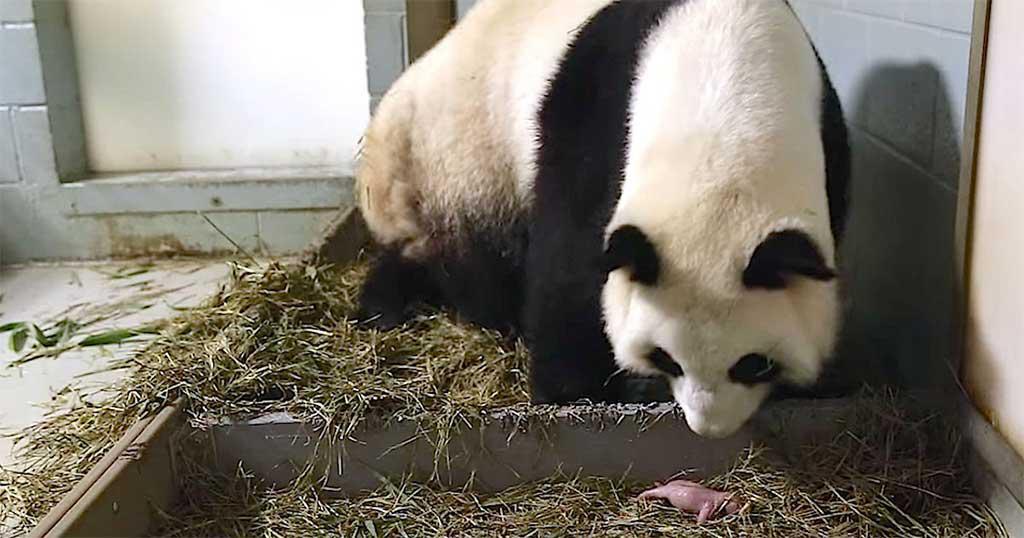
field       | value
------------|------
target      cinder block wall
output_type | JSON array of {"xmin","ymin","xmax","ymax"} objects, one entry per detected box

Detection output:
[
  {"xmin": 364, "ymin": 0, "xmax": 409, "ymax": 113},
  {"xmin": 0, "ymin": 0, "xmax": 59, "ymax": 188},
  {"xmin": 0, "ymin": 0, "xmax": 81, "ymax": 267},
  {"xmin": 364, "ymin": 0, "xmax": 453, "ymax": 112},
  {"xmin": 454, "ymin": 0, "xmax": 476, "ymax": 19},
  {"xmin": 789, "ymin": 0, "xmax": 973, "ymax": 390}
]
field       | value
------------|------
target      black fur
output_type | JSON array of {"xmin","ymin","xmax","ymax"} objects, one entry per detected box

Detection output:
[
  {"xmin": 603, "ymin": 225, "xmax": 660, "ymax": 285},
  {"xmin": 357, "ymin": 248, "xmax": 440, "ymax": 330},
  {"xmin": 647, "ymin": 347, "xmax": 684, "ymax": 378},
  {"xmin": 742, "ymin": 229, "xmax": 836, "ymax": 289},
  {"xmin": 525, "ymin": 0, "xmax": 682, "ymax": 404},
  {"xmin": 357, "ymin": 225, "xmax": 527, "ymax": 333},
  {"xmin": 783, "ymin": 0, "xmax": 851, "ymax": 243},
  {"xmin": 728, "ymin": 353, "xmax": 781, "ymax": 385},
  {"xmin": 818, "ymin": 57, "xmax": 851, "ymax": 243}
]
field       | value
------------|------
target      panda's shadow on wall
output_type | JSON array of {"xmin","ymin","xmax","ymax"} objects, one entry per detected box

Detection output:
[{"xmin": 813, "ymin": 61, "xmax": 963, "ymax": 399}]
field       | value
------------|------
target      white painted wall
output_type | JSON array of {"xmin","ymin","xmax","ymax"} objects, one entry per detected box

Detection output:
[
  {"xmin": 963, "ymin": 0, "xmax": 1024, "ymax": 460},
  {"xmin": 69, "ymin": 0, "xmax": 369, "ymax": 173}
]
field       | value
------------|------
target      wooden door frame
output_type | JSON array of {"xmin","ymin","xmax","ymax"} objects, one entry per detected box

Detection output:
[{"xmin": 954, "ymin": 0, "xmax": 1024, "ymax": 531}]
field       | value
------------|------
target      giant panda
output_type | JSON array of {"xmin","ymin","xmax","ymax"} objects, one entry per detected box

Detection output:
[{"xmin": 355, "ymin": 0, "xmax": 850, "ymax": 439}]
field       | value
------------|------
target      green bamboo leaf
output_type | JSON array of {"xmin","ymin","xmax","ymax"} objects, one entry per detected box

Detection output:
[
  {"xmin": 78, "ymin": 327, "xmax": 160, "ymax": 347},
  {"xmin": 51, "ymin": 319, "xmax": 80, "ymax": 345},
  {"xmin": 105, "ymin": 264, "xmax": 155, "ymax": 280},
  {"xmin": 10, "ymin": 328, "xmax": 28, "ymax": 353},
  {"xmin": 33, "ymin": 324, "xmax": 58, "ymax": 347},
  {"xmin": 0, "ymin": 321, "xmax": 25, "ymax": 334}
]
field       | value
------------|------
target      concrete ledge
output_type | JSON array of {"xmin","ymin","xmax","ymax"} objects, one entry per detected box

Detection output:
[
  {"xmin": 963, "ymin": 397, "xmax": 1024, "ymax": 524},
  {"xmin": 58, "ymin": 168, "xmax": 354, "ymax": 216},
  {"xmin": 0, "ymin": 170, "xmax": 356, "ymax": 263},
  {"xmin": 207, "ymin": 398, "xmax": 857, "ymax": 497}
]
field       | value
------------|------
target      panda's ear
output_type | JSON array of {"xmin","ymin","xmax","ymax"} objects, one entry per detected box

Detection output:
[
  {"xmin": 743, "ymin": 230, "xmax": 836, "ymax": 289},
  {"xmin": 603, "ymin": 225, "xmax": 660, "ymax": 285}
]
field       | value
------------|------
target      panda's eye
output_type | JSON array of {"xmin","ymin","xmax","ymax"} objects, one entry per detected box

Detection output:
[
  {"xmin": 729, "ymin": 353, "xmax": 780, "ymax": 385},
  {"xmin": 646, "ymin": 347, "xmax": 683, "ymax": 377}
]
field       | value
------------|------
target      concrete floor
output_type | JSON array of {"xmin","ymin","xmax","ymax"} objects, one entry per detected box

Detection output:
[{"xmin": 0, "ymin": 259, "xmax": 233, "ymax": 467}]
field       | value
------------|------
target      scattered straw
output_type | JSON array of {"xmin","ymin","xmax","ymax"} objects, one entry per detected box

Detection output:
[
  {"xmin": 0, "ymin": 258, "xmax": 1006, "ymax": 537},
  {"xmin": 1, "ymin": 257, "xmax": 528, "ymax": 534},
  {"xmin": 150, "ymin": 389, "xmax": 1002, "ymax": 537}
]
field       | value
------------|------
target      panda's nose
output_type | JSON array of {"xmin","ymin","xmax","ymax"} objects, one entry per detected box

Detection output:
[
  {"xmin": 685, "ymin": 416, "xmax": 736, "ymax": 439},
  {"xmin": 681, "ymin": 400, "xmax": 743, "ymax": 438},
  {"xmin": 672, "ymin": 380, "xmax": 742, "ymax": 438}
]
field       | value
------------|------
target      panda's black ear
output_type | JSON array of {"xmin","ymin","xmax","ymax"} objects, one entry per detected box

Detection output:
[
  {"xmin": 743, "ymin": 230, "xmax": 836, "ymax": 289},
  {"xmin": 603, "ymin": 225, "xmax": 660, "ymax": 285}
]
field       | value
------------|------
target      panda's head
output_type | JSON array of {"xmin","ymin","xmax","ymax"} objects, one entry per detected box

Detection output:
[
  {"xmin": 601, "ymin": 185, "xmax": 840, "ymax": 439},
  {"xmin": 595, "ymin": 0, "xmax": 840, "ymax": 438}
]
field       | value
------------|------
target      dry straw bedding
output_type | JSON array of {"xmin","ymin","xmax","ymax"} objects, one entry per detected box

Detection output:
[{"xmin": 0, "ymin": 259, "xmax": 1005, "ymax": 537}]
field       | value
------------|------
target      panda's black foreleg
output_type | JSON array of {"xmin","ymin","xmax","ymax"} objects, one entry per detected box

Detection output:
[
  {"xmin": 525, "ymin": 306, "xmax": 625, "ymax": 405},
  {"xmin": 522, "ymin": 215, "xmax": 672, "ymax": 404},
  {"xmin": 524, "ymin": 275, "xmax": 669, "ymax": 404},
  {"xmin": 356, "ymin": 248, "xmax": 440, "ymax": 330},
  {"xmin": 522, "ymin": 225, "xmax": 625, "ymax": 404}
]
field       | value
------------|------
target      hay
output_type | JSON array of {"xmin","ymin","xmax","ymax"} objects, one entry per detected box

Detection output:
[
  {"xmin": 149, "ymin": 390, "xmax": 1001, "ymax": 537},
  {"xmin": 0, "ymin": 258, "xmax": 1006, "ymax": 537},
  {"xmin": 1, "ymin": 257, "xmax": 528, "ymax": 534}
]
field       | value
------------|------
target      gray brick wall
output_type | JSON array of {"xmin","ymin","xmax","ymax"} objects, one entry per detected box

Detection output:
[
  {"xmin": 0, "ymin": 0, "xmax": 32, "ymax": 21},
  {"xmin": 0, "ymin": 24, "xmax": 44, "ymax": 105},
  {"xmin": 455, "ymin": 0, "xmax": 476, "ymax": 19},
  {"xmin": 364, "ymin": 0, "xmax": 409, "ymax": 113},
  {"xmin": 790, "ymin": 0, "xmax": 973, "ymax": 390},
  {"xmin": 0, "ymin": 3, "xmax": 50, "ymax": 185}
]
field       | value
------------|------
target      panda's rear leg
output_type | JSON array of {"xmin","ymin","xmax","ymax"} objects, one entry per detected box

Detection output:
[{"xmin": 356, "ymin": 249, "xmax": 440, "ymax": 330}]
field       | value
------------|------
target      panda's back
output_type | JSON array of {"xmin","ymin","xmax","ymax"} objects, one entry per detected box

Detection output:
[
  {"xmin": 357, "ymin": 0, "xmax": 611, "ymax": 257},
  {"xmin": 358, "ymin": 0, "xmax": 838, "ymax": 259}
]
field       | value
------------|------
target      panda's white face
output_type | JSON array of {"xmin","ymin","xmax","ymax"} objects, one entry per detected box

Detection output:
[
  {"xmin": 591, "ymin": 0, "xmax": 840, "ymax": 438},
  {"xmin": 601, "ymin": 220, "xmax": 840, "ymax": 439}
]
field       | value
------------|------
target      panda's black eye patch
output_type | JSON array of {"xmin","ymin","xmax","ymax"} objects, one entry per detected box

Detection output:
[
  {"xmin": 647, "ymin": 347, "xmax": 683, "ymax": 377},
  {"xmin": 729, "ymin": 353, "xmax": 780, "ymax": 385}
]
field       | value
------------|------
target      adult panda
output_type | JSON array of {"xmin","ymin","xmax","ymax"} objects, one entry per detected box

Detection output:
[{"xmin": 355, "ymin": 0, "xmax": 850, "ymax": 440}]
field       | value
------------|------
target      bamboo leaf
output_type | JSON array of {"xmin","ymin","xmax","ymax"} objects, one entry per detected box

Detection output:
[
  {"xmin": 10, "ymin": 328, "xmax": 28, "ymax": 353},
  {"xmin": 105, "ymin": 264, "xmax": 155, "ymax": 280},
  {"xmin": 0, "ymin": 321, "xmax": 25, "ymax": 333},
  {"xmin": 51, "ymin": 319, "xmax": 80, "ymax": 345},
  {"xmin": 33, "ymin": 324, "xmax": 58, "ymax": 347},
  {"xmin": 78, "ymin": 327, "xmax": 160, "ymax": 347}
]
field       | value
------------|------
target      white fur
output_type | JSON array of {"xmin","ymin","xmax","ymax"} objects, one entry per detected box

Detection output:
[
  {"xmin": 603, "ymin": 0, "xmax": 839, "ymax": 438},
  {"xmin": 357, "ymin": 0, "xmax": 611, "ymax": 259}
]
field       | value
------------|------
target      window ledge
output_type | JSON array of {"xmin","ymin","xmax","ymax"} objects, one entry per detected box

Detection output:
[{"xmin": 59, "ymin": 166, "xmax": 355, "ymax": 216}]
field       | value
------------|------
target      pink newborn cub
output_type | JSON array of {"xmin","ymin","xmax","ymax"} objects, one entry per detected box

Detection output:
[{"xmin": 639, "ymin": 479, "xmax": 742, "ymax": 523}]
